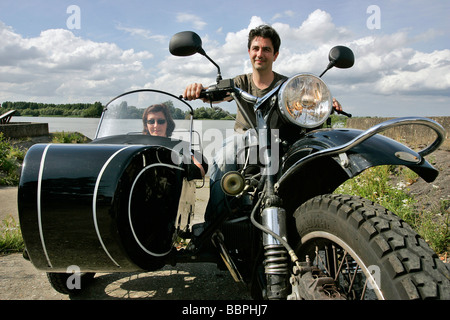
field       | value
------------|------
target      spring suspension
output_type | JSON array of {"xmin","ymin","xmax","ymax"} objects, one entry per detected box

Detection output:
[
  {"xmin": 261, "ymin": 207, "xmax": 290, "ymax": 299},
  {"xmin": 264, "ymin": 244, "xmax": 289, "ymax": 274}
]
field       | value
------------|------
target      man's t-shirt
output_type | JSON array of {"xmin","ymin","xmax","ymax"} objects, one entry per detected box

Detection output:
[{"xmin": 233, "ymin": 72, "xmax": 287, "ymax": 133}]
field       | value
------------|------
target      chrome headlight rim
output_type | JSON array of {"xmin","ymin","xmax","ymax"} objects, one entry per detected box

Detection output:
[{"xmin": 277, "ymin": 73, "xmax": 332, "ymax": 129}]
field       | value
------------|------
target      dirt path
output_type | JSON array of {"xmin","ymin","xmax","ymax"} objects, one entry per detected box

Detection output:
[
  {"xmin": 406, "ymin": 149, "xmax": 450, "ymax": 214},
  {"xmin": 0, "ymin": 253, "xmax": 250, "ymax": 300}
]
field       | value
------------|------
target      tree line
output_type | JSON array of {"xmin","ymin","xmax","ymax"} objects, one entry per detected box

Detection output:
[
  {"xmin": 1, "ymin": 101, "xmax": 103, "ymax": 118},
  {"xmin": 1, "ymin": 101, "xmax": 235, "ymax": 120},
  {"xmin": 193, "ymin": 106, "xmax": 235, "ymax": 120}
]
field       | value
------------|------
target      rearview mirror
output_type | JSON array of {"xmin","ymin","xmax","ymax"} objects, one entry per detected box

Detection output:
[
  {"xmin": 320, "ymin": 45, "xmax": 354, "ymax": 77},
  {"xmin": 169, "ymin": 31, "xmax": 223, "ymax": 83},
  {"xmin": 169, "ymin": 31, "xmax": 205, "ymax": 56},
  {"xmin": 328, "ymin": 46, "xmax": 354, "ymax": 69}
]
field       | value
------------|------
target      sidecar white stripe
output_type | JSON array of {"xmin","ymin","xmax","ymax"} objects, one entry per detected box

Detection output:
[
  {"xmin": 37, "ymin": 144, "xmax": 53, "ymax": 268},
  {"xmin": 93, "ymin": 146, "xmax": 133, "ymax": 268},
  {"xmin": 128, "ymin": 163, "xmax": 184, "ymax": 257}
]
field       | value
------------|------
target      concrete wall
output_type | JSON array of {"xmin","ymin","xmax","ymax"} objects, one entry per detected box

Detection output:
[
  {"xmin": 0, "ymin": 122, "xmax": 49, "ymax": 138},
  {"xmin": 346, "ymin": 117, "xmax": 450, "ymax": 151}
]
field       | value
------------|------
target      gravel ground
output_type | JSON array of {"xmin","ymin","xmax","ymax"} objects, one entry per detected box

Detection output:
[{"xmin": 0, "ymin": 253, "xmax": 251, "ymax": 300}]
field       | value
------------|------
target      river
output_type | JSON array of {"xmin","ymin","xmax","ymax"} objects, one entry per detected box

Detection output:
[
  {"xmin": 11, "ymin": 116, "xmax": 235, "ymax": 140},
  {"xmin": 11, "ymin": 116, "xmax": 101, "ymax": 139}
]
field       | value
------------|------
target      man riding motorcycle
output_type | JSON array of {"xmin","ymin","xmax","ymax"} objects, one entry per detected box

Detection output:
[{"xmin": 183, "ymin": 24, "xmax": 343, "ymax": 225}]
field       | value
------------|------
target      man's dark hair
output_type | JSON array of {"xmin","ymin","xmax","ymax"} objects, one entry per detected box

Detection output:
[{"xmin": 248, "ymin": 25, "xmax": 281, "ymax": 54}]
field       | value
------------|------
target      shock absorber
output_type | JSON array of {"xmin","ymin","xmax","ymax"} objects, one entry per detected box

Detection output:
[{"xmin": 261, "ymin": 206, "xmax": 289, "ymax": 299}]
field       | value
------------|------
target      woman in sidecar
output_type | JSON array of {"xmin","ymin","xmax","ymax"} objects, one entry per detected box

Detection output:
[
  {"xmin": 142, "ymin": 103, "xmax": 205, "ymax": 177},
  {"xmin": 18, "ymin": 90, "xmax": 207, "ymax": 294}
]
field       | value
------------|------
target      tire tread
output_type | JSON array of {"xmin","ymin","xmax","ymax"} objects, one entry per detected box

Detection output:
[{"xmin": 294, "ymin": 194, "xmax": 450, "ymax": 299}]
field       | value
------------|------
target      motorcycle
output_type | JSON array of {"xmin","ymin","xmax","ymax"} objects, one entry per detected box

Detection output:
[{"xmin": 18, "ymin": 31, "xmax": 449, "ymax": 300}]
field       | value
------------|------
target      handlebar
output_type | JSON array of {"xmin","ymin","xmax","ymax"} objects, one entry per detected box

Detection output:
[
  {"xmin": 199, "ymin": 78, "xmax": 236, "ymax": 102},
  {"xmin": 194, "ymin": 79, "xmax": 259, "ymax": 132},
  {"xmin": 197, "ymin": 78, "xmax": 259, "ymax": 104},
  {"xmin": 192, "ymin": 78, "xmax": 352, "ymax": 116},
  {"xmin": 335, "ymin": 109, "xmax": 352, "ymax": 118}
]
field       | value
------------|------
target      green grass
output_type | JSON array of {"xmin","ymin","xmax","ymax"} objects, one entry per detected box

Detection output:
[
  {"xmin": 0, "ymin": 133, "xmax": 25, "ymax": 186},
  {"xmin": 0, "ymin": 216, "xmax": 24, "ymax": 255},
  {"xmin": 335, "ymin": 165, "xmax": 450, "ymax": 255},
  {"xmin": 51, "ymin": 131, "xmax": 89, "ymax": 144},
  {"xmin": 0, "ymin": 132, "xmax": 88, "ymax": 186}
]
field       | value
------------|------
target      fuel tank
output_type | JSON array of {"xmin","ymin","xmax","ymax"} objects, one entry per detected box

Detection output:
[{"xmin": 18, "ymin": 142, "xmax": 189, "ymax": 272}]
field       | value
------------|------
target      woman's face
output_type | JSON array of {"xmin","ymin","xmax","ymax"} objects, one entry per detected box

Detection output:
[{"xmin": 146, "ymin": 111, "xmax": 168, "ymax": 137}]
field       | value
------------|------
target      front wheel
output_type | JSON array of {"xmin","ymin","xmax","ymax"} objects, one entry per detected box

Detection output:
[{"xmin": 293, "ymin": 194, "xmax": 450, "ymax": 300}]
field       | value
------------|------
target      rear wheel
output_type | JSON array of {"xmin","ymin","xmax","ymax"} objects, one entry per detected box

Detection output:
[{"xmin": 293, "ymin": 194, "xmax": 450, "ymax": 300}]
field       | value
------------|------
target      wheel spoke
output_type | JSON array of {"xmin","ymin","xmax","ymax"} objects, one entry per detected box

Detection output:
[
  {"xmin": 300, "ymin": 240, "xmax": 378, "ymax": 300},
  {"xmin": 333, "ymin": 250, "xmax": 348, "ymax": 282},
  {"xmin": 347, "ymin": 263, "xmax": 359, "ymax": 296},
  {"xmin": 360, "ymin": 277, "xmax": 369, "ymax": 300},
  {"xmin": 315, "ymin": 245, "xmax": 331, "ymax": 275}
]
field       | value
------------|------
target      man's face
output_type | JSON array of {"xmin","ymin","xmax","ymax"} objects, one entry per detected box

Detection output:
[{"xmin": 248, "ymin": 36, "xmax": 279, "ymax": 72}]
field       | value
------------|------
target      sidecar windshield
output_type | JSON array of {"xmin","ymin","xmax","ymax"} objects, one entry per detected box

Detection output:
[{"xmin": 95, "ymin": 89, "xmax": 195, "ymax": 145}]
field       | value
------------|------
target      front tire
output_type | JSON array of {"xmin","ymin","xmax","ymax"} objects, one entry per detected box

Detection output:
[{"xmin": 293, "ymin": 194, "xmax": 450, "ymax": 300}]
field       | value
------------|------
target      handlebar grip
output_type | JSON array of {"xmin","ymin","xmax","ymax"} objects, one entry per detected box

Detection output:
[
  {"xmin": 179, "ymin": 90, "xmax": 208, "ymax": 101},
  {"xmin": 336, "ymin": 109, "xmax": 352, "ymax": 118},
  {"xmin": 199, "ymin": 88, "xmax": 230, "ymax": 102},
  {"xmin": 199, "ymin": 89, "xmax": 207, "ymax": 99}
]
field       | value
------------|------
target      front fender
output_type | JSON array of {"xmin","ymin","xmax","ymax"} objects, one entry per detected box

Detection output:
[{"xmin": 276, "ymin": 128, "xmax": 438, "ymax": 211}]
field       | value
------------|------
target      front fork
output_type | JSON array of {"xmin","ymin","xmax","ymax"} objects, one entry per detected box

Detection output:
[
  {"xmin": 261, "ymin": 205, "xmax": 290, "ymax": 299},
  {"xmin": 255, "ymin": 109, "xmax": 291, "ymax": 299}
]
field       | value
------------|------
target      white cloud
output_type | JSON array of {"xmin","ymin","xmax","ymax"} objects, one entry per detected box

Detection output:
[
  {"xmin": 176, "ymin": 13, "xmax": 207, "ymax": 30},
  {"xmin": 116, "ymin": 24, "xmax": 167, "ymax": 43},
  {"xmin": 375, "ymin": 49, "xmax": 450, "ymax": 95},
  {"xmin": 271, "ymin": 10, "xmax": 295, "ymax": 21},
  {"xmin": 272, "ymin": 9, "xmax": 353, "ymax": 53},
  {"xmin": 0, "ymin": 22, "xmax": 43, "ymax": 67},
  {"xmin": 0, "ymin": 22, "xmax": 153, "ymax": 103},
  {"xmin": 332, "ymin": 32, "xmax": 450, "ymax": 99}
]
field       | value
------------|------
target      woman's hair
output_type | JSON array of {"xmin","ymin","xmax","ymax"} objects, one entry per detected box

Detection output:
[{"xmin": 142, "ymin": 104, "xmax": 176, "ymax": 137}]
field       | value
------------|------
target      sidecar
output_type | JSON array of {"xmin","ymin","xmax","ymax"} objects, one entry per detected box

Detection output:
[{"xmin": 18, "ymin": 89, "xmax": 206, "ymax": 273}]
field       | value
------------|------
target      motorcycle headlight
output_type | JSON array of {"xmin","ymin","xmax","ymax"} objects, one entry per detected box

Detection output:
[{"xmin": 278, "ymin": 74, "xmax": 332, "ymax": 128}]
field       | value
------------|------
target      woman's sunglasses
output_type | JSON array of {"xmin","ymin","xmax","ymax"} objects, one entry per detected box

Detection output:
[{"xmin": 146, "ymin": 119, "xmax": 166, "ymax": 125}]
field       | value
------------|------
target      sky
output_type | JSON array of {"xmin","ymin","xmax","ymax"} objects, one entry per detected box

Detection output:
[{"xmin": 0, "ymin": 0, "xmax": 449, "ymax": 117}]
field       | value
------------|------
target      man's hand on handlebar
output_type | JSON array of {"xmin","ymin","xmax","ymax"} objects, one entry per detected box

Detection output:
[
  {"xmin": 183, "ymin": 82, "xmax": 234, "ymax": 103},
  {"xmin": 332, "ymin": 98, "xmax": 352, "ymax": 117},
  {"xmin": 332, "ymin": 98, "xmax": 342, "ymax": 112},
  {"xmin": 183, "ymin": 83, "xmax": 206, "ymax": 101}
]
